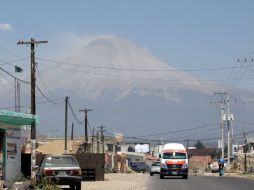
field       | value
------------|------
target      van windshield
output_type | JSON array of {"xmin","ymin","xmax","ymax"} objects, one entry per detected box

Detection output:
[{"xmin": 163, "ymin": 152, "xmax": 186, "ymax": 159}]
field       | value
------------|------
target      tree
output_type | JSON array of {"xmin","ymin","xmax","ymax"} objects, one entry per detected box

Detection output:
[{"xmin": 194, "ymin": 140, "xmax": 206, "ymax": 149}]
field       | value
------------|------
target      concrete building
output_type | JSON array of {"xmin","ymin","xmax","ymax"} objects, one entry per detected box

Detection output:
[{"xmin": 0, "ymin": 110, "xmax": 38, "ymax": 181}]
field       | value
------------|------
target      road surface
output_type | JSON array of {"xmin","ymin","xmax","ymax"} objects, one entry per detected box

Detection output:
[
  {"xmin": 81, "ymin": 173, "xmax": 254, "ymax": 190},
  {"xmin": 146, "ymin": 175, "xmax": 254, "ymax": 190}
]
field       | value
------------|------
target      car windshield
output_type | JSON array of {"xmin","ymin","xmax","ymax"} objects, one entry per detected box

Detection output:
[
  {"xmin": 163, "ymin": 152, "xmax": 186, "ymax": 159},
  {"xmin": 43, "ymin": 156, "xmax": 78, "ymax": 167}
]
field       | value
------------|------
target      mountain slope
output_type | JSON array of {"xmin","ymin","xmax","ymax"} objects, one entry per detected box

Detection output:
[{"xmin": 44, "ymin": 35, "xmax": 213, "ymax": 101}]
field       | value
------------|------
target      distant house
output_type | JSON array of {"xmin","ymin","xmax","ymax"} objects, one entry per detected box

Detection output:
[
  {"xmin": 189, "ymin": 148, "xmax": 217, "ymax": 162},
  {"xmin": 242, "ymin": 137, "xmax": 254, "ymax": 153},
  {"xmin": 188, "ymin": 148, "xmax": 217, "ymax": 171}
]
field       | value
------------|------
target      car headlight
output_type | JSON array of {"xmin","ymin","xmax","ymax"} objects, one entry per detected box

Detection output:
[
  {"xmin": 182, "ymin": 164, "xmax": 188, "ymax": 169},
  {"xmin": 160, "ymin": 163, "xmax": 167, "ymax": 169}
]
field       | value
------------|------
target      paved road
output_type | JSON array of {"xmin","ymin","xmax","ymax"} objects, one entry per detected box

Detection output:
[{"xmin": 146, "ymin": 175, "xmax": 254, "ymax": 190}]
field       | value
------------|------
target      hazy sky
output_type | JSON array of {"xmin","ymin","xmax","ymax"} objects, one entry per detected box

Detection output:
[{"xmin": 1, "ymin": 0, "xmax": 254, "ymax": 91}]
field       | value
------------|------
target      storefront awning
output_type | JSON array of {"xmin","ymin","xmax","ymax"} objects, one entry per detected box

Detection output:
[{"xmin": 0, "ymin": 110, "xmax": 39, "ymax": 126}]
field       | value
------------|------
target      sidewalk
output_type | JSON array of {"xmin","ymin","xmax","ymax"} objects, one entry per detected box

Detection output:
[{"xmin": 82, "ymin": 173, "xmax": 150, "ymax": 190}]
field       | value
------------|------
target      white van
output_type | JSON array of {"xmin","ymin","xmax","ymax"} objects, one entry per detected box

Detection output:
[{"xmin": 159, "ymin": 143, "xmax": 188, "ymax": 179}]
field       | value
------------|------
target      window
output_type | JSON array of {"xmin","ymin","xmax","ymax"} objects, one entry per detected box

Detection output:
[
  {"xmin": 162, "ymin": 152, "xmax": 186, "ymax": 159},
  {"xmin": 44, "ymin": 156, "xmax": 78, "ymax": 167}
]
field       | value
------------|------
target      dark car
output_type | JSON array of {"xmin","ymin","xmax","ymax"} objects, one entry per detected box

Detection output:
[
  {"xmin": 36, "ymin": 155, "xmax": 82, "ymax": 190},
  {"xmin": 131, "ymin": 161, "xmax": 150, "ymax": 173}
]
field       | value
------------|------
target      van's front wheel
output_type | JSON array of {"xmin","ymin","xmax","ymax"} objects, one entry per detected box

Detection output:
[{"xmin": 160, "ymin": 174, "xmax": 164, "ymax": 179}]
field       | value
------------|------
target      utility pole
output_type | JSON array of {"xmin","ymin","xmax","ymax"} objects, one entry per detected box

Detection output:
[
  {"xmin": 220, "ymin": 100, "xmax": 225, "ymax": 158},
  {"xmin": 71, "ymin": 122, "xmax": 74, "ymax": 141},
  {"xmin": 79, "ymin": 108, "xmax": 93, "ymax": 142},
  {"xmin": 98, "ymin": 125, "xmax": 106, "ymax": 154},
  {"xmin": 17, "ymin": 81, "xmax": 21, "ymax": 112},
  {"xmin": 97, "ymin": 130, "xmax": 99, "ymax": 153},
  {"xmin": 186, "ymin": 139, "xmax": 189, "ymax": 161},
  {"xmin": 65, "ymin": 96, "xmax": 69, "ymax": 154},
  {"xmin": 214, "ymin": 92, "xmax": 227, "ymax": 158},
  {"xmin": 14, "ymin": 78, "xmax": 21, "ymax": 112},
  {"xmin": 14, "ymin": 65, "xmax": 22, "ymax": 112},
  {"xmin": 243, "ymin": 129, "xmax": 247, "ymax": 172},
  {"xmin": 92, "ymin": 127, "xmax": 94, "ymax": 153},
  {"xmin": 101, "ymin": 126, "xmax": 105, "ymax": 154},
  {"xmin": 226, "ymin": 94, "xmax": 232, "ymax": 167},
  {"xmin": 17, "ymin": 38, "xmax": 48, "ymax": 181}
]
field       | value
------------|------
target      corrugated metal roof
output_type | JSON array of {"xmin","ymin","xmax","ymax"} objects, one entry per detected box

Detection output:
[{"xmin": 0, "ymin": 110, "xmax": 39, "ymax": 126}]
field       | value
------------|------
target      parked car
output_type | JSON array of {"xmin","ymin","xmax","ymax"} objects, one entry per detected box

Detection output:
[
  {"xmin": 35, "ymin": 155, "xmax": 82, "ymax": 190},
  {"xmin": 130, "ymin": 161, "xmax": 150, "ymax": 173},
  {"xmin": 150, "ymin": 161, "xmax": 161, "ymax": 176}
]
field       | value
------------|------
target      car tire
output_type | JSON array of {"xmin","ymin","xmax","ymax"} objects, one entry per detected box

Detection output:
[
  {"xmin": 160, "ymin": 174, "xmax": 164, "ymax": 179},
  {"xmin": 183, "ymin": 175, "xmax": 188, "ymax": 179},
  {"xmin": 150, "ymin": 173, "xmax": 154, "ymax": 176}
]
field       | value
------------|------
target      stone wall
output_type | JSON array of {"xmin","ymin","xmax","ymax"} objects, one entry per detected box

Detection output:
[{"xmin": 231, "ymin": 153, "xmax": 254, "ymax": 173}]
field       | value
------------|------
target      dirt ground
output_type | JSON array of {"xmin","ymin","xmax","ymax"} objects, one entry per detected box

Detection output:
[{"xmin": 82, "ymin": 173, "xmax": 150, "ymax": 190}]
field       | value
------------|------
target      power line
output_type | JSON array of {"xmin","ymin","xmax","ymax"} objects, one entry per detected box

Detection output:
[
  {"xmin": 105, "ymin": 128, "xmax": 254, "ymax": 143},
  {"xmin": 0, "ymin": 66, "xmax": 30, "ymax": 84},
  {"xmin": 136, "ymin": 123, "xmax": 218, "ymax": 138},
  {"xmin": 35, "ymin": 58, "xmax": 254, "ymax": 84},
  {"xmin": 87, "ymin": 121, "xmax": 93, "ymax": 135},
  {"xmin": 32, "ymin": 61, "xmax": 254, "ymax": 84},
  {"xmin": 35, "ymin": 64, "xmax": 53, "ymax": 99},
  {"xmin": 37, "ymin": 57, "xmax": 254, "ymax": 72},
  {"xmin": 0, "ymin": 57, "xmax": 29, "ymax": 66},
  {"xmin": 0, "ymin": 45, "xmax": 23, "ymax": 58},
  {"xmin": 0, "ymin": 97, "xmax": 65, "ymax": 110},
  {"xmin": 217, "ymin": 56, "xmax": 254, "ymax": 92},
  {"xmin": 67, "ymin": 100, "xmax": 84, "ymax": 124},
  {"xmin": 1, "ymin": 65, "xmax": 65, "ymax": 106}
]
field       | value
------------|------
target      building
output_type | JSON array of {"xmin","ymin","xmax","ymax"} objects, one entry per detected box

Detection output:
[
  {"xmin": 242, "ymin": 137, "xmax": 254, "ymax": 153},
  {"xmin": 188, "ymin": 148, "xmax": 217, "ymax": 172},
  {"xmin": 0, "ymin": 110, "xmax": 38, "ymax": 181}
]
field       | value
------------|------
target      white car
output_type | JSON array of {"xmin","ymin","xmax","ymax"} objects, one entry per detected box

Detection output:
[{"xmin": 150, "ymin": 161, "xmax": 161, "ymax": 176}]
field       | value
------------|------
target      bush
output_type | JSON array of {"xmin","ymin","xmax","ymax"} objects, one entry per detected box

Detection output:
[{"xmin": 33, "ymin": 178, "xmax": 61, "ymax": 190}]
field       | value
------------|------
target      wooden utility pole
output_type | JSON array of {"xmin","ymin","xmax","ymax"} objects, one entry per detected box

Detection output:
[
  {"xmin": 65, "ymin": 96, "xmax": 69, "ymax": 154},
  {"xmin": 79, "ymin": 108, "xmax": 93, "ymax": 142},
  {"xmin": 17, "ymin": 38, "xmax": 48, "ymax": 180},
  {"xmin": 71, "ymin": 122, "xmax": 74, "ymax": 140}
]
